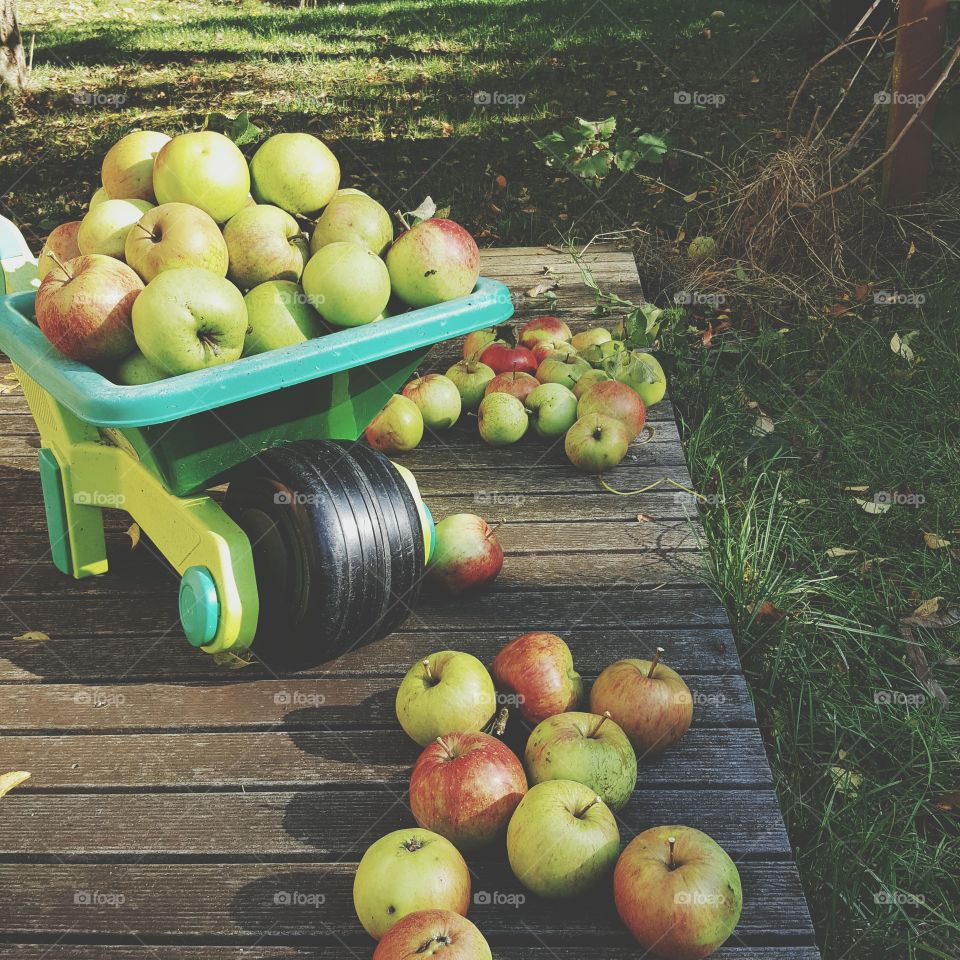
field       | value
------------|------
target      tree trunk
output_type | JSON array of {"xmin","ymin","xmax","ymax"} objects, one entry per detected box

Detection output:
[{"xmin": 0, "ymin": 0, "xmax": 26, "ymax": 95}]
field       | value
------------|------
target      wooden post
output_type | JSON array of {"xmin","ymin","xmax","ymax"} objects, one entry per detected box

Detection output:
[
  {"xmin": 0, "ymin": 0, "xmax": 26, "ymax": 94},
  {"xmin": 881, "ymin": 0, "xmax": 947, "ymax": 205}
]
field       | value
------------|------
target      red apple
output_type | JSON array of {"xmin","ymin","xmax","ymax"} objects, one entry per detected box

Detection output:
[
  {"xmin": 492, "ymin": 632, "xmax": 583, "ymax": 725},
  {"xmin": 410, "ymin": 731, "xmax": 528, "ymax": 850},
  {"xmin": 463, "ymin": 328, "xmax": 500, "ymax": 360},
  {"xmin": 427, "ymin": 513, "xmax": 503, "ymax": 594},
  {"xmin": 518, "ymin": 315, "xmax": 572, "ymax": 348},
  {"xmin": 479, "ymin": 341, "xmax": 538, "ymax": 376},
  {"xmin": 614, "ymin": 826, "xmax": 742, "ymax": 959},
  {"xmin": 35, "ymin": 254, "xmax": 142, "ymax": 366},
  {"xmin": 37, "ymin": 222, "xmax": 82, "ymax": 281},
  {"xmin": 577, "ymin": 380, "xmax": 646, "ymax": 439},
  {"xmin": 373, "ymin": 910, "xmax": 492, "ymax": 960},
  {"xmin": 590, "ymin": 648, "xmax": 693, "ymax": 758},
  {"xmin": 386, "ymin": 218, "xmax": 480, "ymax": 308},
  {"xmin": 484, "ymin": 370, "xmax": 539, "ymax": 403},
  {"xmin": 365, "ymin": 394, "xmax": 424, "ymax": 453},
  {"xmin": 531, "ymin": 339, "xmax": 577, "ymax": 365}
]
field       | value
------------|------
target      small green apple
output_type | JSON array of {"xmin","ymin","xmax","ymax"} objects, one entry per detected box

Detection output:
[
  {"xmin": 310, "ymin": 189, "xmax": 393, "ymax": 255},
  {"xmin": 125, "ymin": 202, "xmax": 229, "ymax": 282},
  {"xmin": 478, "ymin": 391, "xmax": 528, "ymax": 445},
  {"xmin": 571, "ymin": 368, "xmax": 611, "ymax": 398},
  {"xmin": 242, "ymin": 280, "xmax": 325, "ymax": 356},
  {"xmin": 570, "ymin": 327, "xmax": 612, "ymax": 352},
  {"xmin": 250, "ymin": 132, "xmax": 341, "ymax": 216},
  {"xmin": 101, "ymin": 130, "xmax": 170, "ymax": 202},
  {"xmin": 581, "ymin": 338, "xmax": 625, "ymax": 367},
  {"xmin": 525, "ymin": 711, "xmax": 638, "ymax": 810},
  {"xmin": 525, "ymin": 382, "xmax": 578, "ymax": 437},
  {"xmin": 565, "ymin": 413, "xmax": 631, "ymax": 472},
  {"xmin": 223, "ymin": 204, "xmax": 309, "ymax": 290},
  {"xmin": 302, "ymin": 241, "xmax": 390, "ymax": 327},
  {"xmin": 535, "ymin": 353, "xmax": 591, "ymax": 390},
  {"xmin": 445, "ymin": 358, "xmax": 495, "ymax": 411},
  {"xmin": 365, "ymin": 394, "xmax": 424, "ymax": 453},
  {"xmin": 114, "ymin": 349, "xmax": 168, "ymax": 385},
  {"xmin": 401, "ymin": 373, "xmax": 462, "ymax": 430},
  {"xmin": 152, "ymin": 131, "xmax": 251, "ymax": 223},
  {"xmin": 78, "ymin": 199, "xmax": 154, "ymax": 260},
  {"xmin": 604, "ymin": 350, "xmax": 668, "ymax": 407},
  {"xmin": 395, "ymin": 650, "xmax": 497, "ymax": 746},
  {"xmin": 132, "ymin": 267, "xmax": 247, "ymax": 375}
]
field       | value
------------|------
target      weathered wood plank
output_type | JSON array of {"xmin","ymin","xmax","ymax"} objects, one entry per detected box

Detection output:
[
  {"xmin": 0, "ymin": 727, "xmax": 772, "ymax": 790},
  {"xmin": 0, "ymin": 786, "xmax": 788, "ymax": 857},
  {"xmin": 0, "ymin": 861, "xmax": 814, "ymax": 943},
  {"xmin": 0, "ymin": 673, "xmax": 751, "ymax": 732},
  {"xmin": 0, "ymin": 626, "xmax": 738, "ymax": 683}
]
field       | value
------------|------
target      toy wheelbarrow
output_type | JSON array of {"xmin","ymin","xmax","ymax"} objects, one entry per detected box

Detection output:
[{"xmin": 0, "ymin": 217, "xmax": 514, "ymax": 666}]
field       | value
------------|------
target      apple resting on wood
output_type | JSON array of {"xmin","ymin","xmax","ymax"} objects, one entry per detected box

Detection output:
[
  {"xmin": 426, "ymin": 513, "xmax": 503, "ymax": 594},
  {"xmin": 372, "ymin": 910, "xmax": 491, "ymax": 960}
]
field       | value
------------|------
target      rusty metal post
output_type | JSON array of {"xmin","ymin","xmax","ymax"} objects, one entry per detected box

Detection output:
[{"xmin": 881, "ymin": 0, "xmax": 947, "ymax": 205}]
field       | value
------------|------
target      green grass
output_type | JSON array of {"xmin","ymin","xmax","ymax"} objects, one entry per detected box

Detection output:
[
  {"xmin": 668, "ymin": 280, "xmax": 960, "ymax": 959},
  {"xmin": 3, "ymin": 1, "xmax": 959, "ymax": 956}
]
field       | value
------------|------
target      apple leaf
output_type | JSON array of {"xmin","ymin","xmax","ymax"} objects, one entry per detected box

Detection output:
[
  {"xmin": 405, "ymin": 196, "xmax": 437, "ymax": 227},
  {"xmin": 12, "ymin": 630, "xmax": 49, "ymax": 642},
  {"xmin": 203, "ymin": 111, "xmax": 263, "ymax": 148},
  {"xmin": 0, "ymin": 771, "xmax": 30, "ymax": 800}
]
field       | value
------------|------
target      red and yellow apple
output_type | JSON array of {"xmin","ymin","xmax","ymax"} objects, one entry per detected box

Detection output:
[
  {"xmin": 426, "ymin": 513, "xmax": 503, "ymax": 595},
  {"xmin": 373, "ymin": 910, "xmax": 491, "ymax": 960}
]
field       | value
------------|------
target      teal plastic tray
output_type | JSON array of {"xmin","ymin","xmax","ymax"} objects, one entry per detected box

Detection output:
[{"xmin": 0, "ymin": 277, "xmax": 513, "ymax": 428}]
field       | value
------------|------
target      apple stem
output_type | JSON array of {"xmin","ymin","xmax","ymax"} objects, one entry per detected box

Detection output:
[
  {"xmin": 421, "ymin": 658, "xmax": 433, "ymax": 682},
  {"xmin": 436, "ymin": 736, "xmax": 454, "ymax": 760},
  {"xmin": 575, "ymin": 796, "xmax": 603, "ymax": 818},
  {"xmin": 484, "ymin": 518, "xmax": 505, "ymax": 539},
  {"xmin": 667, "ymin": 836, "xmax": 677, "ymax": 870},
  {"xmin": 648, "ymin": 647, "xmax": 665, "ymax": 679},
  {"xmin": 489, "ymin": 706, "xmax": 509, "ymax": 738},
  {"xmin": 134, "ymin": 221, "xmax": 155, "ymax": 240},
  {"xmin": 47, "ymin": 250, "xmax": 72, "ymax": 280},
  {"xmin": 589, "ymin": 711, "xmax": 611, "ymax": 738}
]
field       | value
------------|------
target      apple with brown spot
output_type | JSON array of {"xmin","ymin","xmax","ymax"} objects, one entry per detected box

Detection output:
[
  {"xmin": 386, "ymin": 218, "xmax": 480, "ymax": 308},
  {"xmin": 492, "ymin": 632, "xmax": 583, "ymax": 724},
  {"xmin": 427, "ymin": 513, "xmax": 503, "ymax": 594},
  {"xmin": 35, "ymin": 254, "xmax": 142, "ymax": 366},
  {"xmin": 590, "ymin": 648, "xmax": 694, "ymax": 758},
  {"xmin": 577, "ymin": 379, "xmax": 646, "ymax": 439},
  {"xmin": 484, "ymin": 370, "xmax": 539, "ymax": 403},
  {"xmin": 410, "ymin": 730, "xmax": 527, "ymax": 850}
]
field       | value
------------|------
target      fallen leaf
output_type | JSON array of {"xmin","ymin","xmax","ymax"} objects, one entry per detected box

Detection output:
[
  {"xmin": 753, "ymin": 414, "xmax": 775, "ymax": 435},
  {"xmin": 12, "ymin": 631, "xmax": 49, "ymax": 642},
  {"xmin": 901, "ymin": 598, "xmax": 960, "ymax": 630},
  {"xmin": 0, "ymin": 771, "xmax": 30, "ymax": 799},
  {"xmin": 212, "ymin": 650, "xmax": 256, "ymax": 670},
  {"xmin": 854, "ymin": 497, "xmax": 891, "ymax": 515},
  {"xmin": 900, "ymin": 624, "xmax": 950, "ymax": 707},
  {"xmin": 826, "ymin": 547, "xmax": 858, "ymax": 558},
  {"xmin": 493, "ymin": 174, "xmax": 507, "ymax": 191},
  {"xmin": 842, "ymin": 484, "xmax": 870, "ymax": 493},
  {"xmin": 932, "ymin": 791, "xmax": 960, "ymax": 813},
  {"xmin": 854, "ymin": 284, "xmax": 871, "ymax": 302},
  {"xmin": 907, "ymin": 241, "xmax": 916, "ymax": 259},
  {"xmin": 682, "ymin": 191, "xmax": 699, "ymax": 203},
  {"xmin": 923, "ymin": 532, "xmax": 951, "ymax": 550},
  {"xmin": 751, "ymin": 600, "xmax": 787, "ymax": 623},
  {"xmin": 909, "ymin": 596, "xmax": 943, "ymax": 620},
  {"xmin": 857, "ymin": 557, "xmax": 889, "ymax": 574},
  {"xmin": 525, "ymin": 280, "xmax": 559, "ymax": 298},
  {"xmin": 830, "ymin": 766, "xmax": 862, "ymax": 797},
  {"xmin": 636, "ymin": 513, "xmax": 653, "ymax": 523},
  {"xmin": 890, "ymin": 330, "xmax": 918, "ymax": 363},
  {"xmin": 126, "ymin": 523, "xmax": 141, "ymax": 550}
]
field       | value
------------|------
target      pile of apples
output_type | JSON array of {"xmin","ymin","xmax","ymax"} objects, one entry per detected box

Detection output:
[
  {"xmin": 33, "ymin": 128, "xmax": 481, "ymax": 382},
  {"xmin": 354, "ymin": 633, "xmax": 744, "ymax": 960},
  {"xmin": 365, "ymin": 315, "xmax": 668, "ymax": 473}
]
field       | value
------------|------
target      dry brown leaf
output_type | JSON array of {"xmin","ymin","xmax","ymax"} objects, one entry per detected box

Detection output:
[
  {"xmin": 826, "ymin": 547, "xmax": 858, "ymax": 558},
  {"xmin": 932, "ymin": 791, "xmax": 960, "ymax": 813},
  {"xmin": 12, "ymin": 631, "xmax": 49, "ymax": 642},
  {"xmin": 857, "ymin": 557, "xmax": 889, "ymax": 574},
  {"xmin": 900, "ymin": 627, "xmax": 950, "ymax": 707},
  {"xmin": 636, "ymin": 513, "xmax": 653, "ymax": 523},
  {"xmin": 923, "ymin": 532, "xmax": 951, "ymax": 550},
  {"xmin": 212, "ymin": 650, "xmax": 256, "ymax": 670},
  {"xmin": 126, "ymin": 523, "xmax": 141, "ymax": 550},
  {"xmin": 842, "ymin": 484, "xmax": 870, "ymax": 493},
  {"xmin": 525, "ymin": 280, "xmax": 559, "ymax": 298},
  {"xmin": 0, "ymin": 771, "xmax": 30, "ymax": 799}
]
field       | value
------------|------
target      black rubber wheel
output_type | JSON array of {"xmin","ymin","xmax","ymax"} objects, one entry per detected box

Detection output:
[{"xmin": 224, "ymin": 440, "xmax": 424, "ymax": 668}]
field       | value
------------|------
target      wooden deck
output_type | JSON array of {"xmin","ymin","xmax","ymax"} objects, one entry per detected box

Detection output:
[{"xmin": 0, "ymin": 246, "xmax": 819, "ymax": 958}]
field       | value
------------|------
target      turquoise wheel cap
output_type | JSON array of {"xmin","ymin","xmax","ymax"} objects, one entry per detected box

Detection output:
[
  {"xmin": 179, "ymin": 566, "xmax": 220, "ymax": 648},
  {"xmin": 422, "ymin": 501, "xmax": 436, "ymax": 564}
]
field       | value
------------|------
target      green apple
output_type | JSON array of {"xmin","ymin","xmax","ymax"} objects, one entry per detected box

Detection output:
[
  {"xmin": 401, "ymin": 373, "xmax": 462, "ymax": 430},
  {"xmin": 570, "ymin": 327, "xmax": 612, "ymax": 352},
  {"xmin": 301, "ymin": 241, "xmax": 390, "ymax": 327},
  {"xmin": 114, "ymin": 349, "xmax": 168, "ymax": 385},
  {"xmin": 125, "ymin": 202, "xmax": 228, "ymax": 282},
  {"xmin": 524, "ymin": 382, "xmax": 578, "ymax": 437},
  {"xmin": 250, "ymin": 132, "xmax": 340, "ymax": 216},
  {"xmin": 535, "ymin": 353, "xmax": 591, "ymax": 390},
  {"xmin": 223, "ymin": 204, "xmax": 308, "ymax": 290},
  {"xmin": 152, "ymin": 131, "xmax": 251, "ymax": 223},
  {"xmin": 132, "ymin": 267, "xmax": 247, "ymax": 375},
  {"xmin": 580, "ymin": 338, "xmax": 625, "ymax": 367},
  {"xmin": 365, "ymin": 394, "xmax": 424, "ymax": 453},
  {"xmin": 101, "ymin": 130, "xmax": 170, "ymax": 202},
  {"xmin": 89, "ymin": 186, "xmax": 110, "ymax": 209},
  {"xmin": 506, "ymin": 779, "xmax": 620, "ymax": 898},
  {"xmin": 571, "ymin": 368, "xmax": 610, "ymax": 399},
  {"xmin": 525, "ymin": 711, "xmax": 637, "ymax": 811},
  {"xmin": 564, "ymin": 413, "xmax": 630, "ymax": 472},
  {"xmin": 353, "ymin": 828, "xmax": 471, "ymax": 940},
  {"xmin": 445, "ymin": 358, "xmax": 495, "ymax": 411},
  {"xmin": 77, "ymin": 198, "xmax": 154, "ymax": 260},
  {"xmin": 395, "ymin": 650, "xmax": 497, "ymax": 746},
  {"xmin": 604, "ymin": 350, "xmax": 668, "ymax": 407},
  {"xmin": 615, "ymin": 825, "xmax": 742, "ymax": 958},
  {"xmin": 478, "ymin": 391, "xmax": 528, "ymax": 445},
  {"xmin": 242, "ymin": 280, "xmax": 325, "ymax": 356},
  {"xmin": 310, "ymin": 189, "xmax": 393, "ymax": 255}
]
